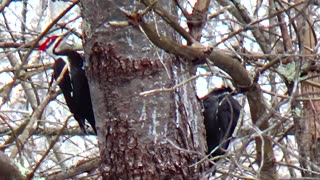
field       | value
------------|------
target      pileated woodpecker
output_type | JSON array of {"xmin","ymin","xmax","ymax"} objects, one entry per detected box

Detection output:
[
  {"xmin": 39, "ymin": 33, "xmax": 96, "ymax": 134},
  {"xmin": 201, "ymin": 88, "xmax": 240, "ymax": 157}
]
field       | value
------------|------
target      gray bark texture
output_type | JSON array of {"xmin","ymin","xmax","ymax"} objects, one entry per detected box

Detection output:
[{"xmin": 80, "ymin": 0, "xmax": 208, "ymax": 179}]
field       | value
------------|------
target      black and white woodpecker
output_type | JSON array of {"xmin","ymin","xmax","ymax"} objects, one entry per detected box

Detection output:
[
  {"xmin": 39, "ymin": 33, "xmax": 96, "ymax": 134},
  {"xmin": 201, "ymin": 87, "xmax": 241, "ymax": 158}
]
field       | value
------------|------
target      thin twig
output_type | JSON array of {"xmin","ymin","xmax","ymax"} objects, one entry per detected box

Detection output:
[
  {"xmin": 27, "ymin": 115, "xmax": 72, "ymax": 179},
  {"xmin": 140, "ymin": 73, "xmax": 211, "ymax": 96}
]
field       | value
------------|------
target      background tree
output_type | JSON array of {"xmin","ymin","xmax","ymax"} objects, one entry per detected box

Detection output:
[{"xmin": 1, "ymin": 0, "xmax": 320, "ymax": 179}]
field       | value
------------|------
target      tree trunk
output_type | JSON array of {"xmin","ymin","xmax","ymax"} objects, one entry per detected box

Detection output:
[
  {"xmin": 80, "ymin": 1, "xmax": 208, "ymax": 178},
  {"xmin": 296, "ymin": 2, "xmax": 320, "ymax": 177}
]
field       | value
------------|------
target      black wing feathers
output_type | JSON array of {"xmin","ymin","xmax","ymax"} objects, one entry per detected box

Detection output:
[
  {"xmin": 52, "ymin": 58, "xmax": 87, "ymax": 133},
  {"xmin": 203, "ymin": 89, "xmax": 240, "ymax": 157},
  {"xmin": 52, "ymin": 50, "xmax": 96, "ymax": 134}
]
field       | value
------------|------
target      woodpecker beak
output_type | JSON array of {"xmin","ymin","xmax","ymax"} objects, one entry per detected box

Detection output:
[
  {"xmin": 60, "ymin": 30, "xmax": 72, "ymax": 40},
  {"xmin": 54, "ymin": 31, "xmax": 73, "ymax": 53},
  {"xmin": 38, "ymin": 29, "xmax": 75, "ymax": 56},
  {"xmin": 56, "ymin": 31, "xmax": 71, "ymax": 47}
]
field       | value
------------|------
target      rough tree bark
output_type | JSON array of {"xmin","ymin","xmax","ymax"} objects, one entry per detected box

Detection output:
[
  {"xmin": 80, "ymin": 0, "xmax": 277, "ymax": 179},
  {"xmin": 297, "ymin": 2, "xmax": 320, "ymax": 177},
  {"xmin": 80, "ymin": 1, "xmax": 207, "ymax": 179}
]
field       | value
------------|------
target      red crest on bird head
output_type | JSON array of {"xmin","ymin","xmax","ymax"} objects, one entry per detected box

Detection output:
[{"xmin": 38, "ymin": 36, "xmax": 60, "ymax": 51}]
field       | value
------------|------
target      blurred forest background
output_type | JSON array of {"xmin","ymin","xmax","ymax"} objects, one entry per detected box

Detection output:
[{"xmin": 1, "ymin": 0, "xmax": 320, "ymax": 179}]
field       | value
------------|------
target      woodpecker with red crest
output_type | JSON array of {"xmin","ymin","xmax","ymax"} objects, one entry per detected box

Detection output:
[
  {"xmin": 39, "ymin": 33, "xmax": 96, "ymax": 134},
  {"xmin": 200, "ymin": 87, "xmax": 240, "ymax": 158}
]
